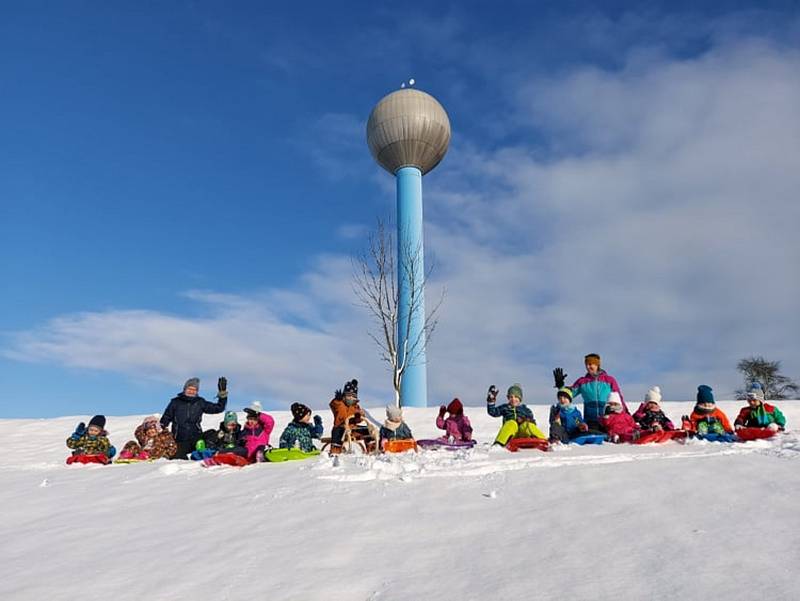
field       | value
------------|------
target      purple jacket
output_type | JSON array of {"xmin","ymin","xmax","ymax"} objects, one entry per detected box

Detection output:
[
  {"xmin": 435, "ymin": 414, "xmax": 473, "ymax": 441},
  {"xmin": 239, "ymin": 413, "xmax": 275, "ymax": 460}
]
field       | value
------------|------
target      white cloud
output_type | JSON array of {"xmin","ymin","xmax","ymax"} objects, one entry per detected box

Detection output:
[{"xmin": 5, "ymin": 34, "xmax": 800, "ymax": 409}]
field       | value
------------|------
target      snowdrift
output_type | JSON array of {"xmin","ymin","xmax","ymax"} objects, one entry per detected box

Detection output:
[{"xmin": 1, "ymin": 401, "xmax": 799, "ymax": 600}]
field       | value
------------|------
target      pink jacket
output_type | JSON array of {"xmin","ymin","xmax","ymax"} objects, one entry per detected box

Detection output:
[
  {"xmin": 435, "ymin": 414, "xmax": 473, "ymax": 441},
  {"xmin": 240, "ymin": 413, "xmax": 275, "ymax": 459},
  {"xmin": 601, "ymin": 411, "xmax": 637, "ymax": 442}
]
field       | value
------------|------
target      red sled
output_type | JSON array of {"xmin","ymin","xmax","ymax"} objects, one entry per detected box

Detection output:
[
  {"xmin": 634, "ymin": 430, "xmax": 688, "ymax": 445},
  {"xmin": 507, "ymin": 437, "xmax": 550, "ymax": 452},
  {"xmin": 66, "ymin": 454, "xmax": 110, "ymax": 465},
  {"xmin": 202, "ymin": 453, "xmax": 251, "ymax": 467},
  {"xmin": 736, "ymin": 427, "xmax": 779, "ymax": 441}
]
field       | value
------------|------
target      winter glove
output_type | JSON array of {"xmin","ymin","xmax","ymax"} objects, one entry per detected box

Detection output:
[
  {"xmin": 313, "ymin": 415, "xmax": 323, "ymax": 427},
  {"xmin": 486, "ymin": 385, "xmax": 498, "ymax": 404},
  {"xmin": 71, "ymin": 422, "xmax": 86, "ymax": 440},
  {"xmin": 767, "ymin": 422, "xmax": 780, "ymax": 432},
  {"xmin": 553, "ymin": 368, "xmax": 567, "ymax": 389},
  {"xmin": 217, "ymin": 376, "xmax": 228, "ymax": 399},
  {"xmin": 439, "ymin": 405, "xmax": 447, "ymax": 418}
]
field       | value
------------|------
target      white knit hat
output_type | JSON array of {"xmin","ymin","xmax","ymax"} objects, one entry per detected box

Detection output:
[
  {"xmin": 644, "ymin": 386, "xmax": 662, "ymax": 405},
  {"xmin": 386, "ymin": 404, "xmax": 402, "ymax": 422},
  {"xmin": 607, "ymin": 392, "xmax": 622, "ymax": 405}
]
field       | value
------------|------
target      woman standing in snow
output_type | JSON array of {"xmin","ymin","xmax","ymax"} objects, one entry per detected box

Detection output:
[
  {"xmin": 553, "ymin": 354, "xmax": 627, "ymax": 430},
  {"xmin": 160, "ymin": 377, "xmax": 228, "ymax": 459}
]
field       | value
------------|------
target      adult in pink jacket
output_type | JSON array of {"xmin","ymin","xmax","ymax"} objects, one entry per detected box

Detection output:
[
  {"xmin": 601, "ymin": 393, "xmax": 637, "ymax": 443},
  {"xmin": 554, "ymin": 353, "xmax": 627, "ymax": 430},
  {"xmin": 238, "ymin": 402, "xmax": 275, "ymax": 462}
]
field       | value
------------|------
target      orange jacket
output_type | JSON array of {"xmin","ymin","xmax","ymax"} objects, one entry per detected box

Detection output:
[
  {"xmin": 689, "ymin": 407, "xmax": 733, "ymax": 433},
  {"xmin": 330, "ymin": 397, "xmax": 364, "ymax": 428}
]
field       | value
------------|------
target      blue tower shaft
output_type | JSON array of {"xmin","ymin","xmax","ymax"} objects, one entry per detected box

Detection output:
[{"xmin": 395, "ymin": 166, "xmax": 428, "ymax": 407}]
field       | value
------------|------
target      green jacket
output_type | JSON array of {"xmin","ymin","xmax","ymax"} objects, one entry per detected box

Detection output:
[{"xmin": 66, "ymin": 433, "xmax": 111, "ymax": 456}]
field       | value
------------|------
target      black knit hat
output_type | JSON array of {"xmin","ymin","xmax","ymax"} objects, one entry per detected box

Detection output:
[
  {"xmin": 88, "ymin": 415, "xmax": 106, "ymax": 429},
  {"xmin": 343, "ymin": 379, "xmax": 358, "ymax": 396},
  {"xmin": 291, "ymin": 402, "xmax": 311, "ymax": 422}
]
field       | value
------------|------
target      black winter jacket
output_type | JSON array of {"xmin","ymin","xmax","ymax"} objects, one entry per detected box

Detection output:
[{"xmin": 160, "ymin": 393, "xmax": 227, "ymax": 443}]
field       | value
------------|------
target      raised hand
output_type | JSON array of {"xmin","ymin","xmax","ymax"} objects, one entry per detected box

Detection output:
[
  {"xmin": 487, "ymin": 385, "xmax": 499, "ymax": 403},
  {"xmin": 439, "ymin": 405, "xmax": 447, "ymax": 417},
  {"xmin": 71, "ymin": 422, "xmax": 86, "ymax": 439},
  {"xmin": 217, "ymin": 377, "xmax": 228, "ymax": 399},
  {"xmin": 553, "ymin": 368, "xmax": 567, "ymax": 389},
  {"xmin": 313, "ymin": 415, "xmax": 323, "ymax": 426}
]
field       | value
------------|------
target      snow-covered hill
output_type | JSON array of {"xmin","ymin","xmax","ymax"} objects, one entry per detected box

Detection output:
[{"xmin": 2, "ymin": 401, "xmax": 799, "ymax": 600}]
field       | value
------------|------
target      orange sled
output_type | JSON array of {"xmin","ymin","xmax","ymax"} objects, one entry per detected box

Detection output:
[
  {"xmin": 383, "ymin": 439, "xmax": 419, "ymax": 453},
  {"xmin": 507, "ymin": 437, "xmax": 550, "ymax": 452}
]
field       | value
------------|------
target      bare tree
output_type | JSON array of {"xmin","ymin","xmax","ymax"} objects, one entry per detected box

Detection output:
[
  {"xmin": 735, "ymin": 356, "xmax": 799, "ymax": 400},
  {"xmin": 352, "ymin": 220, "xmax": 444, "ymax": 407}
]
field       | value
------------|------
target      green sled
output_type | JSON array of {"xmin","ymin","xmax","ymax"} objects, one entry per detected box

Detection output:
[{"xmin": 264, "ymin": 448, "xmax": 321, "ymax": 462}]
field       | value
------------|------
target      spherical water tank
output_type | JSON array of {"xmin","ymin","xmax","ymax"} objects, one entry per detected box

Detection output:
[{"xmin": 366, "ymin": 88, "xmax": 451, "ymax": 175}]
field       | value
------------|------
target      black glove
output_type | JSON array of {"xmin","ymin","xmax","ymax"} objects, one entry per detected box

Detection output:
[
  {"xmin": 217, "ymin": 377, "xmax": 228, "ymax": 399},
  {"xmin": 487, "ymin": 385, "xmax": 498, "ymax": 403},
  {"xmin": 313, "ymin": 415, "xmax": 323, "ymax": 427},
  {"xmin": 553, "ymin": 368, "xmax": 567, "ymax": 389}
]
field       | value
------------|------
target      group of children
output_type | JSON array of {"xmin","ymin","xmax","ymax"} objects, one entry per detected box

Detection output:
[{"xmin": 65, "ymin": 361, "xmax": 788, "ymax": 462}]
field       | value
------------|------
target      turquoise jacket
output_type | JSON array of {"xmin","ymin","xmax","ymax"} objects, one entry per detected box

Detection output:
[{"xmin": 569, "ymin": 370, "xmax": 625, "ymax": 424}]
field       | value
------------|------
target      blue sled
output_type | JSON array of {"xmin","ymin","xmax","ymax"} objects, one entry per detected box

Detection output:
[
  {"xmin": 696, "ymin": 433, "xmax": 737, "ymax": 443},
  {"xmin": 571, "ymin": 434, "xmax": 605, "ymax": 445}
]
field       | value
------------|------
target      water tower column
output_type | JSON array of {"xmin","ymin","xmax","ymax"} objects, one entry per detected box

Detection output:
[{"xmin": 396, "ymin": 165, "xmax": 427, "ymax": 406}]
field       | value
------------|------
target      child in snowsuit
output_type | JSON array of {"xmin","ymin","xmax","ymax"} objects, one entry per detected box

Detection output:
[
  {"xmin": 548, "ymin": 387, "xmax": 596, "ymax": 443},
  {"xmin": 192, "ymin": 411, "xmax": 246, "ymax": 460},
  {"xmin": 487, "ymin": 384, "xmax": 546, "ymax": 446},
  {"xmin": 120, "ymin": 416, "xmax": 177, "ymax": 460},
  {"xmin": 601, "ymin": 392, "xmax": 638, "ymax": 443},
  {"xmin": 685, "ymin": 385, "xmax": 735, "ymax": 441},
  {"xmin": 379, "ymin": 405, "xmax": 414, "ymax": 450},
  {"xmin": 238, "ymin": 402, "xmax": 275, "ymax": 462},
  {"xmin": 329, "ymin": 379, "xmax": 377, "ymax": 454},
  {"xmin": 66, "ymin": 415, "xmax": 115, "ymax": 459},
  {"xmin": 436, "ymin": 398, "xmax": 473, "ymax": 442},
  {"xmin": 734, "ymin": 382, "xmax": 786, "ymax": 432},
  {"xmin": 632, "ymin": 387, "xmax": 675, "ymax": 432},
  {"xmin": 279, "ymin": 403, "xmax": 324, "ymax": 452}
]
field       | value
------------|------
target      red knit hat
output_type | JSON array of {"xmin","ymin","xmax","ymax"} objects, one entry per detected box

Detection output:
[{"xmin": 447, "ymin": 398, "xmax": 463, "ymax": 415}]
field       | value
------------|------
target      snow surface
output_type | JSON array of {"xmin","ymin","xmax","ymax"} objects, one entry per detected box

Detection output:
[{"xmin": 2, "ymin": 401, "xmax": 799, "ymax": 600}]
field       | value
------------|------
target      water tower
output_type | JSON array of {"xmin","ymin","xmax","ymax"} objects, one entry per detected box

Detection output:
[{"xmin": 366, "ymin": 87, "xmax": 451, "ymax": 407}]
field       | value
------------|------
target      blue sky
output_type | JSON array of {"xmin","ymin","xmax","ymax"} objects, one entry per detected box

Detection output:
[{"xmin": 1, "ymin": 1, "xmax": 799, "ymax": 418}]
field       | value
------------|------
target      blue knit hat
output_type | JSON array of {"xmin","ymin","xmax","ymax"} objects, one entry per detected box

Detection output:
[
  {"xmin": 747, "ymin": 382, "xmax": 765, "ymax": 401},
  {"xmin": 696, "ymin": 385, "xmax": 715, "ymax": 404}
]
